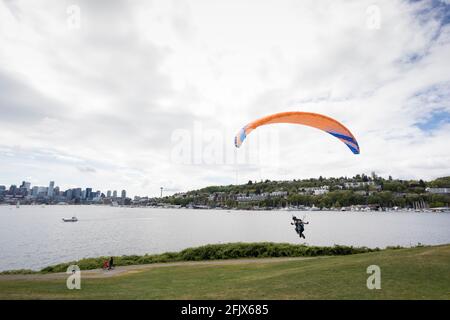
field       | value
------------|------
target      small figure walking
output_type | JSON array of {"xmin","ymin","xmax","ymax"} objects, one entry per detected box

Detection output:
[{"xmin": 108, "ymin": 256, "xmax": 114, "ymax": 270}]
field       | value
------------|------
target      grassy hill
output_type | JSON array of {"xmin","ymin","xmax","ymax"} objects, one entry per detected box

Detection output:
[{"xmin": 0, "ymin": 244, "xmax": 449, "ymax": 299}]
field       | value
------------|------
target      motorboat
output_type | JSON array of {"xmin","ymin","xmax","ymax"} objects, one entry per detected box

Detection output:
[{"xmin": 62, "ymin": 216, "xmax": 78, "ymax": 222}]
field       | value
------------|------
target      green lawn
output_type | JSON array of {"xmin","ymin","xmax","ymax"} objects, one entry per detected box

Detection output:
[{"xmin": 0, "ymin": 245, "xmax": 449, "ymax": 299}]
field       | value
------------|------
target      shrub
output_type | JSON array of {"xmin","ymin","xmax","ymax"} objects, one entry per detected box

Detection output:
[{"xmin": 1, "ymin": 242, "xmax": 392, "ymax": 274}]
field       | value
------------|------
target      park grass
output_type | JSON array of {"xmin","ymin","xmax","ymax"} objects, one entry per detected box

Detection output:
[
  {"xmin": 1, "ymin": 242, "xmax": 381, "ymax": 274},
  {"xmin": 0, "ymin": 244, "xmax": 449, "ymax": 299}
]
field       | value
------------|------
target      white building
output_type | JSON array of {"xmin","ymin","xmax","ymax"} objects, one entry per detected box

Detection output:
[
  {"xmin": 426, "ymin": 187, "xmax": 450, "ymax": 194},
  {"xmin": 344, "ymin": 181, "xmax": 375, "ymax": 189},
  {"xmin": 313, "ymin": 187, "xmax": 329, "ymax": 195},
  {"xmin": 301, "ymin": 186, "xmax": 329, "ymax": 195},
  {"xmin": 236, "ymin": 194, "xmax": 267, "ymax": 202},
  {"xmin": 269, "ymin": 191, "xmax": 288, "ymax": 197}
]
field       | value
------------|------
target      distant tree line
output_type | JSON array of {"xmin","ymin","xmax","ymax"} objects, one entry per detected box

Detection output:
[{"xmin": 160, "ymin": 174, "xmax": 450, "ymax": 209}]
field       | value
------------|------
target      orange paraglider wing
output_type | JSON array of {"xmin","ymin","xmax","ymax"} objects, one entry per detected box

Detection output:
[{"xmin": 234, "ymin": 111, "xmax": 360, "ymax": 154}]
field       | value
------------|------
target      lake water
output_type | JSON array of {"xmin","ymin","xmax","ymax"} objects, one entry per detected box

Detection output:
[{"xmin": 0, "ymin": 205, "xmax": 449, "ymax": 271}]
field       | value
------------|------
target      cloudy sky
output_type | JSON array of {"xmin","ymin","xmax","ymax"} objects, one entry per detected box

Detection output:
[{"xmin": 1, "ymin": 0, "xmax": 449, "ymax": 197}]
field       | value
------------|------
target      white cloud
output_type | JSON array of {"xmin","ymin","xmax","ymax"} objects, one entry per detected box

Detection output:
[{"xmin": 0, "ymin": 0, "xmax": 449, "ymax": 196}]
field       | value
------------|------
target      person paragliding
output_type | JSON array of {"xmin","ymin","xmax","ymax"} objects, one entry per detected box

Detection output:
[
  {"xmin": 291, "ymin": 216, "xmax": 309, "ymax": 239},
  {"xmin": 234, "ymin": 111, "xmax": 358, "ymax": 240}
]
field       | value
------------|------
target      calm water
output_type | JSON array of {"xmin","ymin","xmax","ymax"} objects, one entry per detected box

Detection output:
[{"xmin": 0, "ymin": 205, "xmax": 449, "ymax": 271}]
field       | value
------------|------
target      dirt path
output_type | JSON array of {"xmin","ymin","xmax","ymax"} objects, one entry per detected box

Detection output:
[{"xmin": 0, "ymin": 256, "xmax": 320, "ymax": 281}]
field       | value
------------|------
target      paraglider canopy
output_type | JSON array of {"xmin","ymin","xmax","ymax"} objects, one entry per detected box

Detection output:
[{"xmin": 234, "ymin": 111, "xmax": 360, "ymax": 154}]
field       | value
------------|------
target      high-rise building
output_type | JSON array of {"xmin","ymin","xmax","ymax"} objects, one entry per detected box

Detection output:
[
  {"xmin": 66, "ymin": 189, "xmax": 73, "ymax": 200},
  {"xmin": 38, "ymin": 187, "xmax": 48, "ymax": 196},
  {"xmin": 86, "ymin": 188, "xmax": 92, "ymax": 200},
  {"xmin": 48, "ymin": 181, "xmax": 55, "ymax": 198},
  {"xmin": 20, "ymin": 181, "xmax": 31, "ymax": 191},
  {"xmin": 73, "ymin": 188, "xmax": 82, "ymax": 199},
  {"xmin": 31, "ymin": 186, "xmax": 39, "ymax": 196},
  {"xmin": 113, "ymin": 190, "xmax": 117, "ymax": 198},
  {"xmin": 93, "ymin": 190, "xmax": 101, "ymax": 200},
  {"xmin": 121, "ymin": 190, "xmax": 126, "ymax": 198},
  {"xmin": 19, "ymin": 181, "xmax": 30, "ymax": 195},
  {"xmin": 9, "ymin": 185, "xmax": 17, "ymax": 195},
  {"xmin": 107, "ymin": 190, "xmax": 111, "ymax": 198}
]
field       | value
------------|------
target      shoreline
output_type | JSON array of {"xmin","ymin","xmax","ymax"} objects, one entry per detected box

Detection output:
[
  {"xmin": 0, "ymin": 242, "xmax": 431, "ymax": 275},
  {"xmin": 2, "ymin": 203, "xmax": 449, "ymax": 213}
]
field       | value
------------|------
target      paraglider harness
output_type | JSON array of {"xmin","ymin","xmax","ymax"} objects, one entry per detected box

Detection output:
[{"xmin": 291, "ymin": 215, "xmax": 308, "ymax": 239}]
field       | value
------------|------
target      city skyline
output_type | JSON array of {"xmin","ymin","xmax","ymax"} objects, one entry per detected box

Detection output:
[{"xmin": 0, "ymin": 179, "xmax": 129, "ymax": 204}]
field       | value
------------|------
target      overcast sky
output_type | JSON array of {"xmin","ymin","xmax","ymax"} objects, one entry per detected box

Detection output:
[{"xmin": 1, "ymin": 0, "xmax": 449, "ymax": 197}]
